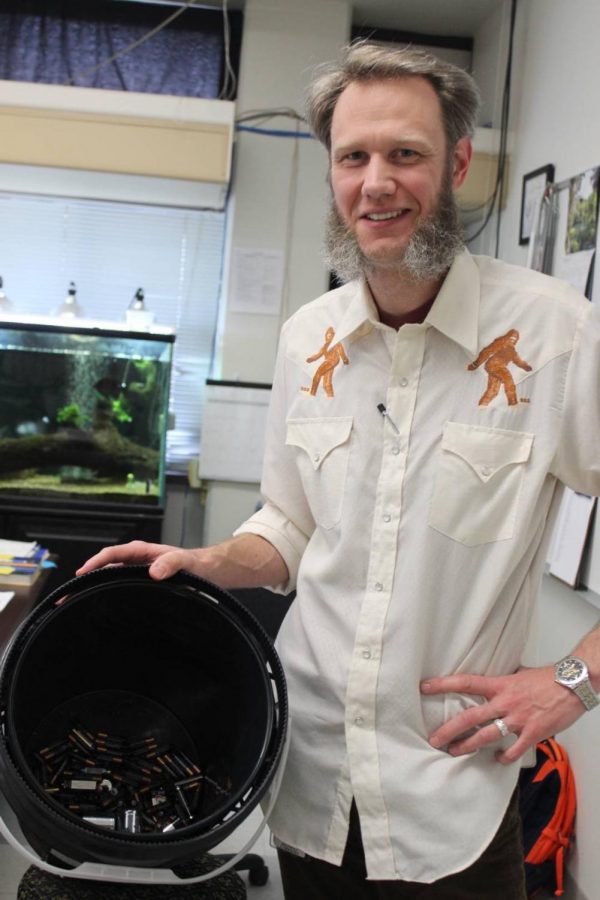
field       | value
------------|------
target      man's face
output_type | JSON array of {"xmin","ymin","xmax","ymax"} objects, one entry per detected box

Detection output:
[{"xmin": 329, "ymin": 77, "xmax": 471, "ymax": 271}]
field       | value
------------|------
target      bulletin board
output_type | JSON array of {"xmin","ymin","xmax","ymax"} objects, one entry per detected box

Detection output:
[{"xmin": 198, "ymin": 379, "xmax": 271, "ymax": 483}]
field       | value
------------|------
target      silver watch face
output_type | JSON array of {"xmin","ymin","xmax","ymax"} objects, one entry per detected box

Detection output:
[{"xmin": 556, "ymin": 656, "xmax": 586, "ymax": 684}]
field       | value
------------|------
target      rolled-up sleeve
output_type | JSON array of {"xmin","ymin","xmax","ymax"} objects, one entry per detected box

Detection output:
[
  {"xmin": 234, "ymin": 501, "xmax": 309, "ymax": 593},
  {"xmin": 234, "ymin": 322, "xmax": 315, "ymax": 593}
]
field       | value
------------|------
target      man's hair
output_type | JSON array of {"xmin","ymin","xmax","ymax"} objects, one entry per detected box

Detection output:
[{"xmin": 306, "ymin": 42, "xmax": 481, "ymax": 151}]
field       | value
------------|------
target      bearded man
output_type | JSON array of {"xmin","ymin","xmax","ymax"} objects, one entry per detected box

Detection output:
[{"xmin": 80, "ymin": 44, "xmax": 600, "ymax": 899}]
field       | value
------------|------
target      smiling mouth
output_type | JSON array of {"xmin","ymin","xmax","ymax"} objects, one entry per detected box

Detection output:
[{"xmin": 363, "ymin": 210, "xmax": 407, "ymax": 221}]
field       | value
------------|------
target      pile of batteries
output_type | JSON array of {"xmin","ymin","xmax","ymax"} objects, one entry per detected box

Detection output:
[{"xmin": 32, "ymin": 724, "xmax": 231, "ymax": 834}]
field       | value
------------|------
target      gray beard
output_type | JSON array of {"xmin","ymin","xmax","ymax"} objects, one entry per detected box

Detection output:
[{"xmin": 324, "ymin": 181, "xmax": 465, "ymax": 284}]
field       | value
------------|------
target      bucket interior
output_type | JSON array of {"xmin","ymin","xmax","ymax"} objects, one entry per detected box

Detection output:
[{"xmin": 6, "ymin": 578, "xmax": 274, "ymax": 837}]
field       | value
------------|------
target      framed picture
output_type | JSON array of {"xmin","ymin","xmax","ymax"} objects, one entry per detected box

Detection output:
[{"xmin": 519, "ymin": 164, "xmax": 555, "ymax": 245}]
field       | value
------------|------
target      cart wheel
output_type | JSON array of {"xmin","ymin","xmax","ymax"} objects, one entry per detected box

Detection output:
[{"xmin": 249, "ymin": 864, "xmax": 269, "ymax": 886}]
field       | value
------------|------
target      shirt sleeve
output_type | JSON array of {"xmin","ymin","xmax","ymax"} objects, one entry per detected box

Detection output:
[
  {"xmin": 551, "ymin": 299, "xmax": 600, "ymax": 494},
  {"xmin": 234, "ymin": 322, "xmax": 315, "ymax": 592}
]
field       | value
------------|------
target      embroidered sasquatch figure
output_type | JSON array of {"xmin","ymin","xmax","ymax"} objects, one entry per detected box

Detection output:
[
  {"xmin": 303, "ymin": 326, "xmax": 349, "ymax": 397},
  {"xmin": 468, "ymin": 329, "xmax": 532, "ymax": 406}
]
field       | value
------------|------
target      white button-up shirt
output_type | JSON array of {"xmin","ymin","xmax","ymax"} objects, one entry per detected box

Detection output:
[{"xmin": 235, "ymin": 250, "xmax": 600, "ymax": 882}]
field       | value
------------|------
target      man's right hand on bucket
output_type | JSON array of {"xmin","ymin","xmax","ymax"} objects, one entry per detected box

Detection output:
[{"xmin": 76, "ymin": 533, "xmax": 289, "ymax": 591}]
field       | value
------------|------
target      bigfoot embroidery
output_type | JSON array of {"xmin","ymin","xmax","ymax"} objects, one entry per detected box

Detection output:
[
  {"xmin": 302, "ymin": 326, "xmax": 349, "ymax": 397},
  {"xmin": 468, "ymin": 328, "xmax": 532, "ymax": 407}
]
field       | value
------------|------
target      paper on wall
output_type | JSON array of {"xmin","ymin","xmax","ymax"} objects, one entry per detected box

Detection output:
[
  {"xmin": 548, "ymin": 489, "xmax": 597, "ymax": 588},
  {"xmin": 553, "ymin": 247, "xmax": 595, "ymax": 295},
  {"xmin": 229, "ymin": 247, "xmax": 284, "ymax": 316}
]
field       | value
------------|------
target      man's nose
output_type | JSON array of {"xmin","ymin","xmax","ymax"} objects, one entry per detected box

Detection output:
[{"xmin": 362, "ymin": 158, "xmax": 395, "ymax": 199}]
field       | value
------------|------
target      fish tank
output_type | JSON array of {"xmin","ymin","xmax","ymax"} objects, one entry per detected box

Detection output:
[{"xmin": 0, "ymin": 317, "xmax": 174, "ymax": 509}]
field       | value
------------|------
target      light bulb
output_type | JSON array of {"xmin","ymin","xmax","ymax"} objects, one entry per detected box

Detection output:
[{"xmin": 56, "ymin": 281, "xmax": 84, "ymax": 318}]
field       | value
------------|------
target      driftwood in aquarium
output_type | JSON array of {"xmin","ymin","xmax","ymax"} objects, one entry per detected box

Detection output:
[{"xmin": 0, "ymin": 426, "xmax": 158, "ymax": 478}]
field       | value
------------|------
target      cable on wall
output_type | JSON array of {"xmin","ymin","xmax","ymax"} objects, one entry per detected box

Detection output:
[
  {"xmin": 465, "ymin": 0, "xmax": 518, "ymax": 254},
  {"xmin": 236, "ymin": 125, "xmax": 313, "ymax": 139},
  {"xmin": 218, "ymin": 0, "xmax": 237, "ymax": 100},
  {"xmin": 236, "ymin": 107, "xmax": 305, "ymax": 125},
  {"xmin": 227, "ymin": 108, "xmax": 307, "ymax": 327},
  {"xmin": 235, "ymin": 107, "xmax": 311, "ymax": 139}
]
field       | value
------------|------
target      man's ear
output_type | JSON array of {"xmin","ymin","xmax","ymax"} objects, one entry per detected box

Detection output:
[{"xmin": 451, "ymin": 136, "xmax": 473, "ymax": 190}]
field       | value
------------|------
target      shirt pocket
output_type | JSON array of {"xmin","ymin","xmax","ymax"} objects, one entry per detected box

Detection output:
[
  {"xmin": 428, "ymin": 421, "xmax": 534, "ymax": 546},
  {"xmin": 286, "ymin": 416, "xmax": 353, "ymax": 530}
]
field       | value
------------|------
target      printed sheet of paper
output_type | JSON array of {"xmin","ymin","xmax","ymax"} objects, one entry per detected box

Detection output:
[
  {"xmin": 229, "ymin": 247, "xmax": 284, "ymax": 315},
  {"xmin": 553, "ymin": 245, "xmax": 595, "ymax": 295},
  {"xmin": 198, "ymin": 382, "xmax": 271, "ymax": 483}
]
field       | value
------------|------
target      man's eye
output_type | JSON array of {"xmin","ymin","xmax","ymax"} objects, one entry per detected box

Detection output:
[
  {"xmin": 343, "ymin": 151, "xmax": 365, "ymax": 163},
  {"xmin": 394, "ymin": 149, "xmax": 418, "ymax": 160}
]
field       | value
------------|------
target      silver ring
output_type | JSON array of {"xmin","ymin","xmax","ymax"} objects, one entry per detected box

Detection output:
[{"xmin": 493, "ymin": 717, "xmax": 510, "ymax": 738}]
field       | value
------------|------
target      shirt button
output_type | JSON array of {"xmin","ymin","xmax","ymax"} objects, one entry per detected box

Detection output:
[
  {"xmin": 383, "ymin": 513, "xmax": 391, "ymax": 523},
  {"xmin": 481, "ymin": 466, "xmax": 491, "ymax": 476},
  {"xmin": 392, "ymin": 446, "xmax": 401, "ymax": 455},
  {"xmin": 354, "ymin": 716, "xmax": 364, "ymax": 726},
  {"xmin": 362, "ymin": 649, "xmax": 372, "ymax": 659},
  {"xmin": 374, "ymin": 582, "xmax": 383, "ymax": 592},
  {"xmin": 399, "ymin": 377, "xmax": 409, "ymax": 387}
]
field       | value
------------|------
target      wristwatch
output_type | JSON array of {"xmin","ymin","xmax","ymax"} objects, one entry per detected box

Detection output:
[{"xmin": 554, "ymin": 656, "xmax": 600, "ymax": 711}]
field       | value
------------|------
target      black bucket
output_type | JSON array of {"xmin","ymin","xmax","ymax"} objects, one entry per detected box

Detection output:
[{"xmin": 0, "ymin": 566, "xmax": 287, "ymax": 870}]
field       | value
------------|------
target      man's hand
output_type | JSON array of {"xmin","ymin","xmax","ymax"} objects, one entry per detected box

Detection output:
[
  {"xmin": 420, "ymin": 665, "xmax": 585, "ymax": 765},
  {"xmin": 76, "ymin": 540, "xmax": 202, "ymax": 581},
  {"xmin": 76, "ymin": 533, "xmax": 289, "ymax": 590}
]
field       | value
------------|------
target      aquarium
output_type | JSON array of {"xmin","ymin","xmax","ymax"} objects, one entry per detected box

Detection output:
[{"xmin": 0, "ymin": 318, "xmax": 174, "ymax": 508}]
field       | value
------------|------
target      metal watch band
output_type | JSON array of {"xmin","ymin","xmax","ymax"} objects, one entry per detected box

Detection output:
[{"xmin": 573, "ymin": 680, "xmax": 600, "ymax": 711}]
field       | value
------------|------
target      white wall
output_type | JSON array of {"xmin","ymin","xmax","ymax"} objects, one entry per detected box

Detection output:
[
  {"xmin": 498, "ymin": 0, "xmax": 600, "ymax": 270},
  {"xmin": 490, "ymin": 3, "xmax": 600, "ymax": 897},
  {"xmin": 469, "ymin": 0, "xmax": 512, "ymax": 257},
  {"xmin": 216, "ymin": 0, "xmax": 351, "ymax": 383}
]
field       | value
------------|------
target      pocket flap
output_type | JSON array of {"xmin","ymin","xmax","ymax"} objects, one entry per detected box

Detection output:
[
  {"xmin": 441, "ymin": 422, "xmax": 534, "ymax": 483},
  {"xmin": 286, "ymin": 417, "xmax": 353, "ymax": 470}
]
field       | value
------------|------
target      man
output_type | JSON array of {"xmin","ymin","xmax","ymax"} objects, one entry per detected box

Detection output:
[{"xmin": 79, "ymin": 44, "xmax": 600, "ymax": 898}]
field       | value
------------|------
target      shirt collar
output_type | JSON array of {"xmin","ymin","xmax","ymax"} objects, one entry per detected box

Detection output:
[
  {"xmin": 333, "ymin": 248, "xmax": 480, "ymax": 356},
  {"xmin": 426, "ymin": 249, "xmax": 480, "ymax": 357},
  {"xmin": 334, "ymin": 279, "xmax": 380, "ymax": 344}
]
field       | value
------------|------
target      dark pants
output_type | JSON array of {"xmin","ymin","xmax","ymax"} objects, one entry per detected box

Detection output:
[{"xmin": 277, "ymin": 792, "xmax": 527, "ymax": 900}]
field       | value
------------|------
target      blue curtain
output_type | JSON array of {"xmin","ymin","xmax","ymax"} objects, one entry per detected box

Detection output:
[{"xmin": 0, "ymin": 0, "xmax": 241, "ymax": 98}]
